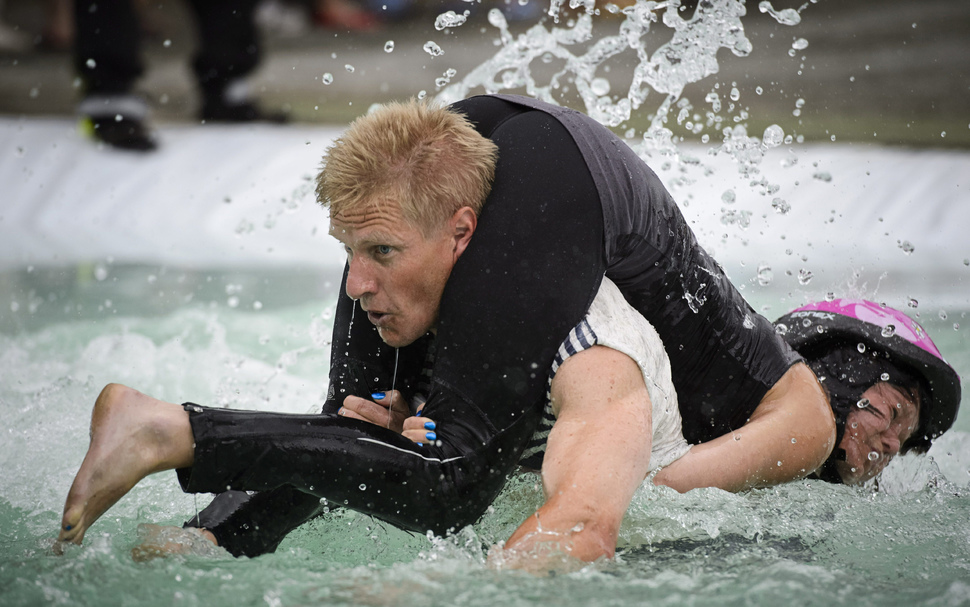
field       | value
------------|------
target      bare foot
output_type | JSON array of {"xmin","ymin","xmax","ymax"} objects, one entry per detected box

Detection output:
[{"xmin": 57, "ymin": 384, "xmax": 194, "ymax": 545}]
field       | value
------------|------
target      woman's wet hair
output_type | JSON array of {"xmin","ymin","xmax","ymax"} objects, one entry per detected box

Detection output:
[{"xmin": 804, "ymin": 342, "xmax": 931, "ymax": 455}]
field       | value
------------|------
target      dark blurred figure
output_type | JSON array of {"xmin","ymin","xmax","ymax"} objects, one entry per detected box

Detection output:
[{"xmin": 75, "ymin": 0, "xmax": 286, "ymax": 151}]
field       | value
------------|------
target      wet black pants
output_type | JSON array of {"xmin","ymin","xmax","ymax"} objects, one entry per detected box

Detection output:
[{"xmin": 75, "ymin": 0, "xmax": 261, "ymax": 97}]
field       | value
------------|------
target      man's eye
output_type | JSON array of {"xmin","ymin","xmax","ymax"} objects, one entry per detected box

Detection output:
[{"xmin": 377, "ymin": 245, "xmax": 392, "ymax": 255}]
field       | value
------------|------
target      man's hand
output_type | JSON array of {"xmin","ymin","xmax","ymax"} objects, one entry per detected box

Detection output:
[{"xmin": 338, "ymin": 391, "xmax": 438, "ymax": 445}]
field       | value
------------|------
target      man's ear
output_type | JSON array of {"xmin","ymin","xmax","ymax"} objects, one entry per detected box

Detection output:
[{"xmin": 450, "ymin": 206, "xmax": 477, "ymax": 262}]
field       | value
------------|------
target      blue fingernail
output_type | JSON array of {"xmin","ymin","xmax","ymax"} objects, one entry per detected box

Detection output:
[
  {"xmin": 426, "ymin": 432, "xmax": 437, "ymax": 441},
  {"xmin": 417, "ymin": 442, "xmax": 423, "ymax": 448},
  {"xmin": 371, "ymin": 392, "xmax": 385, "ymax": 400},
  {"xmin": 64, "ymin": 525, "xmax": 72, "ymax": 531},
  {"xmin": 424, "ymin": 421, "xmax": 436, "ymax": 430}
]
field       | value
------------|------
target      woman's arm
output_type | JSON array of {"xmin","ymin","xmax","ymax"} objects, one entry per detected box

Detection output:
[{"xmin": 653, "ymin": 362, "xmax": 835, "ymax": 493}]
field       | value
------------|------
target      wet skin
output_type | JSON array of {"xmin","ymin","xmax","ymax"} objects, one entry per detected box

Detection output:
[
  {"xmin": 835, "ymin": 382, "xmax": 920, "ymax": 485},
  {"xmin": 328, "ymin": 202, "xmax": 476, "ymax": 348}
]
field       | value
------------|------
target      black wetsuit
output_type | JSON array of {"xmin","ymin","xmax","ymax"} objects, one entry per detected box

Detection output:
[{"xmin": 182, "ymin": 95, "xmax": 800, "ymax": 557}]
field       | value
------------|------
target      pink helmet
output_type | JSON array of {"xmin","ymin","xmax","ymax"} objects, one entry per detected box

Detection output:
[{"xmin": 775, "ymin": 298, "xmax": 961, "ymax": 450}]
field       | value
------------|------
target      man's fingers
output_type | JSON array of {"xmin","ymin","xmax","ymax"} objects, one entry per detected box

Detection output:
[
  {"xmin": 338, "ymin": 407, "xmax": 376, "ymax": 424},
  {"xmin": 340, "ymin": 395, "xmax": 391, "ymax": 425}
]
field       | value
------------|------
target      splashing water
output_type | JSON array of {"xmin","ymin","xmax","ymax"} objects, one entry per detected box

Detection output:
[{"xmin": 438, "ymin": 0, "xmax": 804, "ymax": 175}]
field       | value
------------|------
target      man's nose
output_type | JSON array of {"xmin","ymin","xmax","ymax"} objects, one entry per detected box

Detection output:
[{"xmin": 345, "ymin": 257, "xmax": 377, "ymax": 300}]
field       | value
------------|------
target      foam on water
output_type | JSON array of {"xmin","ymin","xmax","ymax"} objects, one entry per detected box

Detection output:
[{"xmin": 1, "ymin": 277, "xmax": 968, "ymax": 605}]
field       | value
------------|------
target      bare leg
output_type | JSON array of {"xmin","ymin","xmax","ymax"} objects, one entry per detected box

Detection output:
[{"xmin": 58, "ymin": 384, "xmax": 195, "ymax": 545}]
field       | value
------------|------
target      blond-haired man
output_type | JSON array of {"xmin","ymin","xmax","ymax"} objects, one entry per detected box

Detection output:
[{"xmin": 57, "ymin": 96, "xmax": 958, "ymax": 568}]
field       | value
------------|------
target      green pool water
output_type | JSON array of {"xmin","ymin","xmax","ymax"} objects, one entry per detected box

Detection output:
[{"xmin": 1, "ymin": 265, "xmax": 968, "ymax": 607}]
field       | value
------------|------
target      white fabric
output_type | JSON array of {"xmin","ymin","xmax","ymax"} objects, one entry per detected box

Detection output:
[{"xmin": 580, "ymin": 277, "xmax": 691, "ymax": 471}]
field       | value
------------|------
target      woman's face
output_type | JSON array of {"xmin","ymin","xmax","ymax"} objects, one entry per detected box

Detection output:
[{"xmin": 835, "ymin": 382, "xmax": 920, "ymax": 485}]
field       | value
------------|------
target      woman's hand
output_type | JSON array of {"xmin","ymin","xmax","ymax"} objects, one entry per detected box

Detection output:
[{"xmin": 339, "ymin": 391, "xmax": 438, "ymax": 445}]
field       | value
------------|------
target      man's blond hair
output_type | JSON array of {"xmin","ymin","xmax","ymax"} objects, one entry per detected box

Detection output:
[{"xmin": 316, "ymin": 100, "xmax": 498, "ymax": 235}]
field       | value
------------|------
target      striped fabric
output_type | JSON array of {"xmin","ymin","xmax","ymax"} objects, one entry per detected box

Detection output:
[{"xmin": 518, "ymin": 318, "xmax": 598, "ymax": 469}]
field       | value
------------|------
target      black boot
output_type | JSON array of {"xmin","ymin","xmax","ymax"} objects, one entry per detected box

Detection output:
[
  {"xmin": 200, "ymin": 78, "xmax": 288, "ymax": 124},
  {"xmin": 78, "ymin": 95, "xmax": 158, "ymax": 152}
]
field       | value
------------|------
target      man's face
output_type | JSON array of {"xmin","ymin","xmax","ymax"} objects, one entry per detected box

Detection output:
[
  {"xmin": 835, "ymin": 382, "xmax": 920, "ymax": 485},
  {"xmin": 329, "ymin": 202, "xmax": 461, "ymax": 348}
]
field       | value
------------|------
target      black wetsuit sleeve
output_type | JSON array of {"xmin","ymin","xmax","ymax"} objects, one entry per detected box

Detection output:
[{"xmin": 177, "ymin": 100, "xmax": 605, "ymax": 552}]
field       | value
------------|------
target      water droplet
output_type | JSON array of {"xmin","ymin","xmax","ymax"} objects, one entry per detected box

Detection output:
[
  {"xmin": 359, "ymin": 484, "xmax": 367, "ymax": 491},
  {"xmin": 163, "ymin": 39, "xmax": 172, "ymax": 48},
  {"xmin": 721, "ymin": 189, "xmax": 736, "ymax": 205},
  {"xmin": 734, "ymin": 434, "xmax": 742, "ymax": 441},
  {"xmin": 880, "ymin": 372, "xmax": 890, "ymax": 381},
  {"xmin": 771, "ymin": 198, "xmax": 790, "ymax": 214},
  {"xmin": 857, "ymin": 343, "xmax": 866, "ymax": 353},
  {"xmin": 227, "ymin": 296, "xmax": 239, "ymax": 308},
  {"xmin": 755, "ymin": 86, "xmax": 764, "ymax": 95},
  {"xmin": 812, "ymin": 171, "xmax": 832, "ymax": 182},
  {"xmin": 762, "ymin": 124, "xmax": 784, "ymax": 148},
  {"xmin": 487, "ymin": 8, "xmax": 507, "ymax": 29},
  {"xmin": 792, "ymin": 38, "xmax": 809, "ymax": 50},
  {"xmin": 86, "ymin": 58, "xmax": 96, "ymax": 68},
  {"xmin": 898, "ymin": 240, "xmax": 915, "ymax": 255},
  {"xmin": 797, "ymin": 269, "xmax": 813, "ymax": 285},
  {"xmin": 939, "ymin": 309, "xmax": 948, "ymax": 320},
  {"xmin": 757, "ymin": 264, "xmax": 773, "ymax": 286},
  {"xmin": 253, "ymin": 301, "xmax": 263, "ymax": 311},
  {"xmin": 384, "ymin": 40, "xmax": 395, "ymax": 53},
  {"xmin": 851, "ymin": 422, "xmax": 858, "ymax": 429},
  {"xmin": 423, "ymin": 41, "xmax": 444, "ymax": 57},
  {"xmin": 705, "ymin": 91, "xmax": 721, "ymax": 113},
  {"xmin": 322, "ymin": 72, "xmax": 333, "ymax": 85},
  {"xmin": 774, "ymin": 323, "xmax": 788, "ymax": 335},
  {"xmin": 730, "ymin": 87, "xmax": 740, "ymax": 102},
  {"xmin": 825, "ymin": 292, "xmax": 836, "ymax": 302},
  {"xmin": 908, "ymin": 298, "xmax": 918, "ymax": 308},
  {"xmin": 94, "ymin": 264, "xmax": 108, "ymax": 281},
  {"xmin": 868, "ymin": 451, "xmax": 879, "ymax": 462},
  {"xmin": 802, "ymin": 318, "xmax": 812, "ymax": 328},
  {"xmin": 590, "ymin": 77, "xmax": 610, "ymax": 96},
  {"xmin": 434, "ymin": 10, "xmax": 468, "ymax": 30},
  {"xmin": 881, "ymin": 324, "xmax": 895, "ymax": 338},
  {"xmin": 344, "ymin": 64, "xmax": 355, "ymax": 73},
  {"xmin": 791, "ymin": 438, "xmax": 797, "ymax": 444},
  {"xmin": 857, "ymin": 397, "xmax": 870, "ymax": 409},
  {"xmin": 759, "ymin": 1, "xmax": 801, "ymax": 25},
  {"xmin": 777, "ymin": 461, "xmax": 783, "ymax": 467}
]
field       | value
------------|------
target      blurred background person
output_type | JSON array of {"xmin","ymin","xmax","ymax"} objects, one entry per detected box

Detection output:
[{"xmin": 75, "ymin": 0, "xmax": 286, "ymax": 152}]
